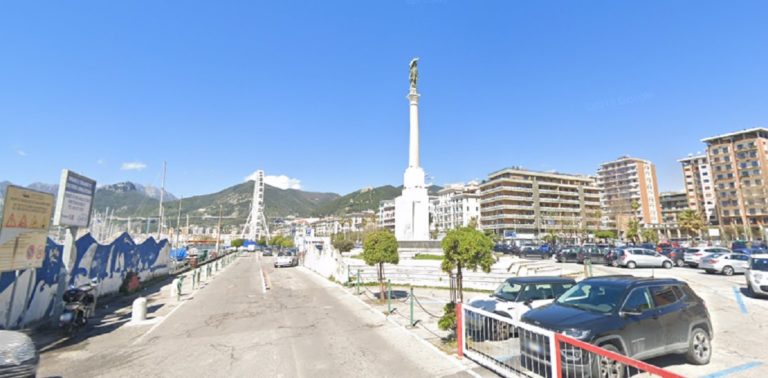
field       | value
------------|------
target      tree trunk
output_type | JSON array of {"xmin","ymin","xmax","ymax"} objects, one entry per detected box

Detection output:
[
  {"xmin": 378, "ymin": 263, "xmax": 385, "ymax": 301},
  {"xmin": 457, "ymin": 263, "xmax": 463, "ymax": 303}
]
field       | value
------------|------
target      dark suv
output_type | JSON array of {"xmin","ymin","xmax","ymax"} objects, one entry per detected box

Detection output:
[{"xmin": 521, "ymin": 276, "xmax": 712, "ymax": 376}]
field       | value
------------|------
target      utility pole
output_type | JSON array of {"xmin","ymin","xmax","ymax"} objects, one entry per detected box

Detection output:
[
  {"xmin": 215, "ymin": 205, "xmax": 223, "ymax": 254},
  {"xmin": 175, "ymin": 196, "xmax": 183, "ymax": 247},
  {"xmin": 185, "ymin": 214, "xmax": 190, "ymax": 244},
  {"xmin": 158, "ymin": 161, "xmax": 167, "ymax": 239}
]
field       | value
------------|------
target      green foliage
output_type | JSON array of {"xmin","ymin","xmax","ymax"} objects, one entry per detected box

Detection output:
[
  {"xmin": 230, "ymin": 238, "xmax": 244, "ymax": 248},
  {"xmin": 678, "ymin": 209, "xmax": 705, "ymax": 239},
  {"xmin": 332, "ymin": 237, "xmax": 355, "ymax": 252},
  {"xmin": 362, "ymin": 230, "xmax": 399, "ymax": 301},
  {"xmin": 626, "ymin": 218, "xmax": 640, "ymax": 243},
  {"xmin": 362, "ymin": 230, "xmax": 399, "ymax": 266},
  {"xmin": 413, "ymin": 254, "xmax": 443, "ymax": 260},
  {"xmin": 268, "ymin": 235, "xmax": 294, "ymax": 248},
  {"xmin": 313, "ymin": 185, "xmax": 443, "ymax": 216},
  {"xmin": 595, "ymin": 230, "xmax": 616, "ymax": 240},
  {"xmin": 442, "ymin": 227, "xmax": 494, "ymax": 303},
  {"xmin": 438, "ymin": 302, "xmax": 457, "ymax": 331},
  {"xmin": 641, "ymin": 228, "xmax": 659, "ymax": 244},
  {"xmin": 257, "ymin": 236, "xmax": 267, "ymax": 246},
  {"xmin": 542, "ymin": 231, "xmax": 558, "ymax": 245}
]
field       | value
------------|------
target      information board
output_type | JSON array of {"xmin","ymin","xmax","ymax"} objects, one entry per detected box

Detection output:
[
  {"xmin": 53, "ymin": 169, "xmax": 96, "ymax": 228},
  {"xmin": 0, "ymin": 186, "xmax": 55, "ymax": 271}
]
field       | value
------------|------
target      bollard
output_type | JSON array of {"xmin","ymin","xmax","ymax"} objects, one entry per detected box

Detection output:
[
  {"xmin": 192, "ymin": 269, "xmax": 197, "ymax": 289},
  {"xmin": 410, "ymin": 286, "xmax": 414, "ymax": 326},
  {"xmin": 587, "ymin": 258, "xmax": 593, "ymax": 277},
  {"xmin": 176, "ymin": 277, "xmax": 183, "ymax": 301},
  {"xmin": 171, "ymin": 278, "xmax": 180, "ymax": 300},
  {"xmin": 356, "ymin": 269, "xmax": 361, "ymax": 295},
  {"xmin": 387, "ymin": 279, "xmax": 392, "ymax": 314},
  {"xmin": 132, "ymin": 297, "xmax": 147, "ymax": 323}
]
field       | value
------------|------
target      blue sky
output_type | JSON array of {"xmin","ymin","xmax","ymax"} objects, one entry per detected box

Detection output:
[{"xmin": 2, "ymin": 1, "xmax": 767, "ymax": 197}]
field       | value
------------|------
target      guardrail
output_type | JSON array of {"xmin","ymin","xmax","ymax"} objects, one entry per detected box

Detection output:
[{"xmin": 458, "ymin": 303, "xmax": 683, "ymax": 378}]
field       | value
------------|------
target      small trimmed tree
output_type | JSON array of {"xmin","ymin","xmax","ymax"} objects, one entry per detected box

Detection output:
[
  {"xmin": 230, "ymin": 239, "xmax": 244, "ymax": 248},
  {"xmin": 441, "ymin": 227, "xmax": 494, "ymax": 304},
  {"xmin": 595, "ymin": 230, "xmax": 616, "ymax": 241},
  {"xmin": 679, "ymin": 209, "xmax": 705, "ymax": 241},
  {"xmin": 332, "ymin": 237, "xmax": 355, "ymax": 252},
  {"xmin": 361, "ymin": 230, "xmax": 399, "ymax": 301},
  {"xmin": 626, "ymin": 218, "xmax": 640, "ymax": 244}
]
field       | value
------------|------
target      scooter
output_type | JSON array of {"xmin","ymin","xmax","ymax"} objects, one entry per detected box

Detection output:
[{"xmin": 59, "ymin": 278, "xmax": 99, "ymax": 335}]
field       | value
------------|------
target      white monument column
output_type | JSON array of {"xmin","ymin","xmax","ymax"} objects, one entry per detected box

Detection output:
[{"xmin": 395, "ymin": 58, "xmax": 430, "ymax": 241}]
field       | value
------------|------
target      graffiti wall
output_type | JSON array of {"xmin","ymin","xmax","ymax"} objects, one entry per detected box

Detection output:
[{"xmin": 0, "ymin": 232, "xmax": 170, "ymax": 329}]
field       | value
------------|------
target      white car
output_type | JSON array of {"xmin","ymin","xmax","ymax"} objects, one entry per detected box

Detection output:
[
  {"xmin": 699, "ymin": 253, "xmax": 749, "ymax": 276},
  {"xmin": 684, "ymin": 246, "xmax": 732, "ymax": 268},
  {"xmin": 615, "ymin": 248, "xmax": 674, "ymax": 269},
  {"xmin": 468, "ymin": 277, "xmax": 576, "ymax": 323},
  {"xmin": 274, "ymin": 253, "xmax": 294, "ymax": 268},
  {"xmin": 746, "ymin": 254, "xmax": 768, "ymax": 298}
]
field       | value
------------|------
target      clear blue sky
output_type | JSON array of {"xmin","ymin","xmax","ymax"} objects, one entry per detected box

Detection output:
[{"xmin": 2, "ymin": 1, "xmax": 767, "ymax": 197}]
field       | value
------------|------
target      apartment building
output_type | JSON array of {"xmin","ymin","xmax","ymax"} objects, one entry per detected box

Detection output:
[
  {"xmin": 433, "ymin": 183, "xmax": 481, "ymax": 233},
  {"xmin": 659, "ymin": 191, "xmax": 688, "ymax": 239},
  {"xmin": 597, "ymin": 156, "xmax": 662, "ymax": 233},
  {"xmin": 377, "ymin": 200, "xmax": 395, "ymax": 232},
  {"xmin": 479, "ymin": 167, "xmax": 601, "ymax": 239},
  {"xmin": 702, "ymin": 128, "xmax": 768, "ymax": 240},
  {"xmin": 679, "ymin": 154, "xmax": 717, "ymax": 224}
]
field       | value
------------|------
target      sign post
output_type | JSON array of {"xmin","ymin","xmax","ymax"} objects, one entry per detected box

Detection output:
[
  {"xmin": 52, "ymin": 169, "xmax": 96, "ymax": 325},
  {"xmin": 0, "ymin": 185, "xmax": 55, "ymax": 328}
]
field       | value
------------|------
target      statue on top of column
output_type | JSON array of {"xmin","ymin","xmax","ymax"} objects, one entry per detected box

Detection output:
[{"xmin": 409, "ymin": 58, "xmax": 419, "ymax": 90}]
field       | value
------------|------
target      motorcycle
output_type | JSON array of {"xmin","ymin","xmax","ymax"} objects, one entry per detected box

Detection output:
[{"xmin": 59, "ymin": 278, "xmax": 99, "ymax": 335}]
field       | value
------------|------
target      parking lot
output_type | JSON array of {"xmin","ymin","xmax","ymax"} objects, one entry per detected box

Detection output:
[{"xmin": 544, "ymin": 258, "xmax": 768, "ymax": 377}]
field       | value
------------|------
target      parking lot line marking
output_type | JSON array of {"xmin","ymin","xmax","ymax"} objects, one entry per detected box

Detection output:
[
  {"xmin": 701, "ymin": 361, "xmax": 762, "ymax": 378},
  {"xmin": 732, "ymin": 286, "xmax": 748, "ymax": 314}
]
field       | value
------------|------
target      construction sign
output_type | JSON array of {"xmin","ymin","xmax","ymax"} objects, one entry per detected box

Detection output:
[{"xmin": 0, "ymin": 185, "xmax": 54, "ymax": 271}]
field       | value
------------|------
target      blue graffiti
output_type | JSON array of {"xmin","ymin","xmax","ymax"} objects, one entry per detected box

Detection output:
[{"xmin": 0, "ymin": 232, "xmax": 169, "ymax": 329}]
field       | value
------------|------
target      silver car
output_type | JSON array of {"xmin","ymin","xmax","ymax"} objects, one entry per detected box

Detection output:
[
  {"xmin": 684, "ymin": 247, "xmax": 732, "ymax": 268},
  {"xmin": 699, "ymin": 253, "xmax": 749, "ymax": 276},
  {"xmin": 616, "ymin": 248, "xmax": 673, "ymax": 269}
]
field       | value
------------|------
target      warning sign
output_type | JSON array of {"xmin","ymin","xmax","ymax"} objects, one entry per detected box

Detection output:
[{"xmin": 0, "ymin": 185, "xmax": 55, "ymax": 271}]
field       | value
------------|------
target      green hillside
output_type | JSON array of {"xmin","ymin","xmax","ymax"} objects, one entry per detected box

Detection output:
[{"xmin": 313, "ymin": 184, "xmax": 443, "ymax": 216}]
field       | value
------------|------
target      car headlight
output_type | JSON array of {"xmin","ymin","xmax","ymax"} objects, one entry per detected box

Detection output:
[{"xmin": 562, "ymin": 328, "xmax": 591, "ymax": 340}]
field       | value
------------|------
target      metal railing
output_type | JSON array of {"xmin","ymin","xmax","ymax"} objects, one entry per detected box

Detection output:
[{"xmin": 459, "ymin": 303, "xmax": 684, "ymax": 378}]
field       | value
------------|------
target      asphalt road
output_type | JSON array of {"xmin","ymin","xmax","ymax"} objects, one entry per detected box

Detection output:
[{"xmin": 39, "ymin": 254, "xmax": 471, "ymax": 377}]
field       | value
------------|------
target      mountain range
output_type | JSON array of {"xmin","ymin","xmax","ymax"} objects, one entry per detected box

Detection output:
[{"xmin": 0, "ymin": 180, "xmax": 442, "ymax": 226}]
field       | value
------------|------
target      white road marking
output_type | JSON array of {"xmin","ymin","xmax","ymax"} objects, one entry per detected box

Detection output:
[{"xmin": 132, "ymin": 299, "xmax": 189, "ymax": 345}]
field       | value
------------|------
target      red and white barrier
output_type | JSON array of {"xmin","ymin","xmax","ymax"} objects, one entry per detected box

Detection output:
[{"xmin": 458, "ymin": 303, "xmax": 683, "ymax": 378}]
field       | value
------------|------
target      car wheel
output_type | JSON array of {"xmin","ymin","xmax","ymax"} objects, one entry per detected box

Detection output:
[
  {"xmin": 722, "ymin": 266, "xmax": 734, "ymax": 276},
  {"xmin": 686, "ymin": 328, "xmax": 712, "ymax": 365},
  {"xmin": 663, "ymin": 261, "xmax": 672, "ymax": 269},
  {"xmin": 591, "ymin": 344, "xmax": 626, "ymax": 378},
  {"xmin": 626, "ymin": 261, "xmax": 636, "ymax": 269},
  {"xmin": 676, "ymin": 259, "xmax": 686, "ymax": 267}
]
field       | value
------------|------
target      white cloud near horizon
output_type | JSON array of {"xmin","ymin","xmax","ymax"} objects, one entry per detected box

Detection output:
[
  {"xmin": 97, "ymin": 158, "xmax": 105, "ymax": 165},
  {"xmin": 121, "ymin": 161, "xmax": 147, "ymax": 171},
  {"xmin": 16, "ymin": 150, "xmax": 27, "ymax": 157},
  {"xmin": 244, "ymin": 172, "xmax": 302, "ymax": 190}
]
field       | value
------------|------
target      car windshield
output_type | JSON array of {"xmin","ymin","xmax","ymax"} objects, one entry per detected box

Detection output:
[
  {"xmin": 493, "ymin": 281, "xmax": 523, "ymax": 301},
  {"xmin": 278, "ymin": 252, "xmax": 287, "ymax": 257},
  {"xmin": 751, "ymin": 258, "xmax": 768, "ymax": 271},
  {"xmin": 555, "ymin": 282, "xmax": 625, "ymax": 314}
]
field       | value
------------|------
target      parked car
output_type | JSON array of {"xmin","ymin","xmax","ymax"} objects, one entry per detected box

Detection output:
[
  {"xmin": 700, "ymin": 253, "xmax": 750, "ymax": 276},
  {"xmin": 732, "ymin": 241, "xmax": 768, "ymax": 255},
  {"xmin": 684, "ymin": 246, "xmax": 732, "ymax": 268},
  {"xmin": 577, "ymin": 247, "xmax": 610, "ymax": 265},
  {"xmin": 556, "ymin": 247, "xmax": 581, "ymax": 263},
  {"xmin": 746, "ymin": 254, "xmax": 768, "ymax": 298},
  {"xmin": 660, "ymin": 247, "xmax": 687, "ymax": 267},
  {"xmin": 469, "ymin": 276, "xmax": 576, "ymax": 322},
  {"xmin": 493, "ymin": 243, "xmax": 517, "ymax": 255},
  {"xmin": 0, "ymin": 330, "xmax": 38, "ymax": 377},
  {"xmin": 274, "ymin": 252, "xmax": 294, "ymax": 268},
  {"xmin": 521, "ymin": 276, "xmax": 713, "ymax": 376},
  {"xmin": 521, "ymin": 245, "xmax": 553, "ymax": 260},
  {"xmin": 615, "ymin": 248, "xmax": 673, "ymax": 269},
  {"xmin": 262, "ymin": 249, "xmax": 273, "ymax": 257}
]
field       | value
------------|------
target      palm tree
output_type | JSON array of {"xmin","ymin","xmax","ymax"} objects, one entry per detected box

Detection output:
[{"xmin": 678, "ymin": 209, "xmax": 705, "ymax": 241}]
